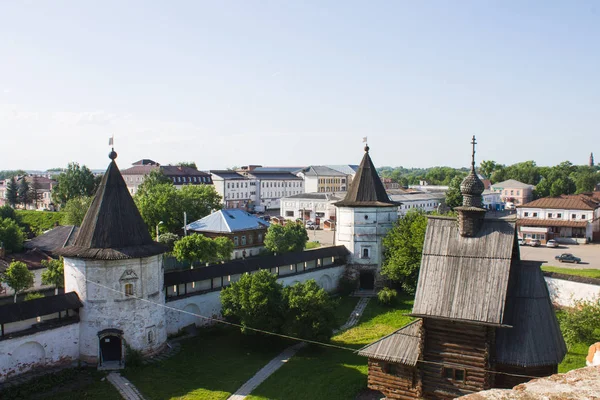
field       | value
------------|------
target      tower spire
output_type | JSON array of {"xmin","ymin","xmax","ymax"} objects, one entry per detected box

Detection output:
[{"xmin": 471, "ymin": 135, "xmax": 477, "ymax": 170}]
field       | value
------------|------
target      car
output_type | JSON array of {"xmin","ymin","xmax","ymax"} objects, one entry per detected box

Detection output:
[
  {"xmin": 518, "ymin": 238, "xmax": 525, "ymax": 246},
  {"xmin": 305, "ymin": 220, "xmax": 319, "ymax": 230},
  {"xmin": 529, "ymin": 239, "xmax": 541, "ymax": 247},
  {"xmin": 546, "ymin": 239, "xmax": 558, "ymax": 248},
  {"xmin": 555, "ymin": 253, "xmax": 581, "ymax": 263}
]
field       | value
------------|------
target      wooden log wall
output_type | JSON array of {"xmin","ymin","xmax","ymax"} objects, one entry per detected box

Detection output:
[
  {"xmin": 367, "ymin": 360, "xmax": 421, "ymax": 400},
  {"xmin": 494, "ymin": 363, "xmax": 557, "ymax": 389},
  {"xmin": 421, "ymin": 319, "xmax": 493, "ymax": 400}
]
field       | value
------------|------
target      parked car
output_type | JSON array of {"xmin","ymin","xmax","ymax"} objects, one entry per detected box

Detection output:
[
  {"xmin": 554, "ymin": 253, "xmax": 581, "ymax": 263},
  {"xmin": 518, "ymin": 238, "xmax": 525, "ymax": 246},
  {"xmin": 529, "ymin": 239, "xmax": 541, "ymax": 247},
  {"xmin": 546, "ymin": 239, "xmax": 559, "ymax": 248},
  {"xmin": 305, "ymin": 220, "xmax": 319, "ymax": 230}
]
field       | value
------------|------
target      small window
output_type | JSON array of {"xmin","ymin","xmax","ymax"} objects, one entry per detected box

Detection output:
[
  {"xmin": 533, "ymin": 212, "xmax": 538, "ymax": 217},
  {"xmin": 443, "ymin": 367, "xmax": 466, "ymax": 382},
  {"xmin": 147, "ymin": 330, "xmax": 154, "ymax": 344},
  {"xmin": 362, "ymin": 248, "xmax": 370, "ymax": 258},
  {"xmin": 548, "ymin": 213, "xmax": 553, "ymax": 218},
  {"xmin": 258, "ymin": 233, "xmax": 263, "ymax": 243},
  {"xmin": 125, "ymin": 283, "xmax": 134, "ymax": 296},
  {"xmin": 241, "ymin": 236, "xmax": 247, "ymax": 246},
  {"xmin": 285, "ymin": 211, "xmax": 294, "ymax": 217},
  {"xmin": 582, "ymin": 215, "xmax": 586, "ymax": 220},
  {"xmin": 234, "ymin": 236, "xmax": 239, "ymax": 246},
  {"xmin": 556, "ymin": 213, "xmax": 562, "ymax": 218},
  {"xmin": 572, "ymin": 214, "xmax": 576, "ymax": 219}
]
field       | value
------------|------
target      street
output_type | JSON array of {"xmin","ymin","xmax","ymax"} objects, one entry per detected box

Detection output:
[
  {"xmin": 519, "ymin": 243, "xmax": 600, "ymax": 269},
  {"xmin": 306, "ymin": 228, "xmax": 336, "ymax": 247}
]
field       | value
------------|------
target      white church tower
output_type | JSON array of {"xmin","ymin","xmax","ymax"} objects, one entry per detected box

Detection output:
[
  {"xmin": 57, "ymin": 149, "xmax": 168, "ymax": 367},
  {"xmin": 334, "ymin": 144, "xmax": 399, "ymax": 290}
]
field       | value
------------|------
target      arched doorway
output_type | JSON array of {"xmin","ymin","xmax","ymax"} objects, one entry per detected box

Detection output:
[
  {"xmin": 359, "ymin": 271, "xmax": 375, "ymax": 290},
  {"xmin": 98, "ymin": 329, "xmax": 124, "ymax": 367}
]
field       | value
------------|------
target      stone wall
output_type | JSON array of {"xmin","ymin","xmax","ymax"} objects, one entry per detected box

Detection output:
[{"xmin": 545, "ymin": 276, "xmax": 600, "ymax": 308}]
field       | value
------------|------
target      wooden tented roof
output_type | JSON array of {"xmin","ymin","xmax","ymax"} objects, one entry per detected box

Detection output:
[
  {"xmin": 56, "ymin": 158, "xmax": 166, "ymax": 260},
  {"xmin": 0, "ymin": 292, "xmax": 82, "ymax": 324},
  {"xmin": 358, "ymin": 320, "xmax": 422, "ymax": 366},
  {"xmin": 334, "ymin": 147, "xmax": 398, "ymax": 208},
  {"xmin": 412, "ymin": 217, "xmax": 515, "ymax": 325},
  {"xmin": 495, "ymin": 261, "xmax": 567, "ymax": 367}
]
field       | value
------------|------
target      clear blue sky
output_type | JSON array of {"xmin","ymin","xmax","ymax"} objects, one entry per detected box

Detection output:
[{"xmin": 1, "ymin": 1, "xmax": 598, "ymax": 170}]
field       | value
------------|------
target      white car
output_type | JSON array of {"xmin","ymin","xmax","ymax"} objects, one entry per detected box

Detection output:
[{"xmin": 546, "ymin": 239, "xmax": 559, "ymax": 248}]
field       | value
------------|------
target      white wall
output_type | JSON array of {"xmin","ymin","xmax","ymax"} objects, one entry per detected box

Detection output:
[
  {"xmin": 165, "ymin": 264, "xmax": 346, "ymax": 334},
  {"xmin": 545, "ymin": 277, "xmax": 600, "ymax": 308},
  {"xmin": 0, "ymin": 322, "xmax": 79, "ymax": 382}
]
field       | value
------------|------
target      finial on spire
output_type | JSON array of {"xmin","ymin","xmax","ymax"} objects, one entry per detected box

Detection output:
[
  {"xmin": 363, "ymin": 136, "xmax": 369, "ymax": 153},
  {"xmin": 108, "ymin": 135, "xmax": 117, "ymax": 160},
  {"xmin": 471, "ymin": 135, "xmax": 477, "ymax": 170}
]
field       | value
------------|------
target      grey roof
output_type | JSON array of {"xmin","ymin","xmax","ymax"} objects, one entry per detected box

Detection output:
[
  {"xmin": 24, "ymin": 225, "xmax": 79, "ymax": 254},
  {"xmin": 495, "ymin": 261, "xmax": 567, "ymax": 367},
  {"xmin": 56, "ymin": 157, "xmax": 167, "ymax": 260},
  {"xmin": 358, "ymin": 320, "xmax": 422, "ymax": 366},
  {"xmin": 186, "ymin": 209, "xmax": 270, "ymax": 233},
  {"xmin": 247, "ymin": 171, "xmax": 303, "ymax": 180},
  {"xmin": 335, "ymin": 147, "xmax": 398, "ymax": 208},
  {"xmin": 412, "ymin": 217, "xmax": 515, "ymax": 325},
  {"xmin": 300, "ymin": 166, "xmax": 347, "ymax": 177},
  {"xmin": 210, "ymin": 170, "xmax": 248, "ymax": 180},
  {"xmin": 282, "ymin": 193, "xmax": 343, "ymax": 201},
  {"xmin": 491, "ymin": 179, "xmax": 534, "ymax": 189},
  {"xmin": 325, "ymin": 165, "xmax": 360, "ymax": 175},
  {"xmin": 251, "ymin": 166, "xmax": 305, "ymax": 173},
  {"xmin": 0, "ymin": 292, "xmax": 82, "ymax": 324},
  {"xmin": 388, "ymin": 192, "xmax": 446, "ymax": 202}
]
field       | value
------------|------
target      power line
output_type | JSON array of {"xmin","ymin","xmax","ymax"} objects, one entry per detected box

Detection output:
[{"xmin": 78, "ymin": 275, "xmax": 551, "ymax": 381}]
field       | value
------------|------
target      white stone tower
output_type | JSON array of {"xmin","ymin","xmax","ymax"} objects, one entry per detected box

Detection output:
[
  {"xmin": 334, "ymin": 144, "xmax": 398, "ymax": 290},
  {"xmin": 57, "ymin": 149, "xmax": 168, "ymax": 367}
]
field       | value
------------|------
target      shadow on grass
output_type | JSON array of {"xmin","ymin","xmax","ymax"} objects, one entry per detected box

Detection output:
[{"xmin": 123, "ymin": 326, "xmax": 292, "ymax": 400}]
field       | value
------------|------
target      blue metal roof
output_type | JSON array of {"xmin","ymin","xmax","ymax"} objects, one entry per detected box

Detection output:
[{"xmin": 186, "ymin": 209, "xmax": 270, "ymax": 233}]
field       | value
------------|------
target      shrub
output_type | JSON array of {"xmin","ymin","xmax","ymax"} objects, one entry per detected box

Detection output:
[
  {"xmin": 337, "ymin": 274, "xmax": 357, "ymax": 296},
  {"xmin": 125, "ymin": 344, "xmax": 144, "ymax": 367},
  {"xmin": 557, "ymin": 298, "xmax": 600, "ymax": 349},
  {"xmin": 377, "ymin": 287, "xmax": 398, "ymax": 306},
  {"xmin": 158, "ymin": 232, "xmax": 179, "ymax": 251}
]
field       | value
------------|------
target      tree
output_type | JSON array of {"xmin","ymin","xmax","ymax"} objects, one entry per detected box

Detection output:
[
  {"xmin": 0, "ymin": 205, "xmax": 16, "ymax": 221},
  {"xmin": 29, "ymin": 177, "xmax": 44, "ymax": 209},
  {"xmin": 282, "ymin": 280, "xmax": 337, "ymax": 342},
  {"xmin": 136, "ymin": 170, "xmax": 171, "ymax": 196},
  {"xmin": 61, "ymin": 196, "xmax": 93, "ymax": 226},
  {"xmin": 381, "ymin": 209, "xmax": 428, "ymax": 294},
  {"xmin": 220, "ymin": 270, "xmax": 286, "ymax": 334},
  {"xmin": 0, "ymin": 170, "xmax": 26, "ymax": 180},
  {"xmin": 264, "ymin": 221, "xmax": 308, "ymax": 254},
  {"xmin": 172, "ymin": 234, "xmax": 233, "ymax": 265},
  {"xmin": 157, "ymin": 232, "xmax": 179, "ymax": 252},
  {"xmin": 1, "ymin": 261, "xmax": 34, "ymax": 303},
  {"xmin": 444, "ymin": 176, "xmax": 463, "ymax": 210},
  {"xmin": 135, "ymin": 180, "xmax": 222, "ymax": 235},
  {"xmin": 18, "ymin": 178, "xmax": 31, "ymax": 208},
  {"xmin": 5, "ymin": 177, "xmax": 18, "ymax": 207},
  {"xmin": 51, "ymin": 162, "xmax": 98, "ymax": 207},
  {"xmin": 0, "ymin": 218, "xmax": 25, "ymax": 253},
  {"xmin": 479, "ymin": 160, "xmax": 498, "ymax": 181},
  {"xmin": 557, "ymin": 298, "xmax": 600, "ymax": 349},
  {"xmin": 41, "ymin": 257, "xmax": 64, "ymax": 294},
  {"xmin": 176, "ymin": 162, "xmax": 198, "ymax": 169},
  {"xmin": 573, "ymin": 167, "xmax": 600, "ymax": 194}
]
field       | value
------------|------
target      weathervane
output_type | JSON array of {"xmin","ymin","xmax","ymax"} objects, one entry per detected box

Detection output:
[
  {"xmin": 363, "ymin": 136, "xmax": 369, "ymax": 152},
  {"xmin": 471, "ymin": 135, "xmax": 477, "ymax": 169},
  {"xmin": 108, "ymin": 135, "xmax": 117, "ymax": 160}
]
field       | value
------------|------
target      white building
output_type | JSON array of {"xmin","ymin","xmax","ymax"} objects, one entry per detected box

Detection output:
[
  {"xmin": 334, "ymin": 145, "xmax": 399, "ymax": 290},
  {"xmin": 281, "ymin": 193, "xmax": 343, "ymax": 223},
  {"xmin": 516, "ymin": 194, "xmax": 600, "ymax": 244},
  {"xmin": 296, "ymin": 166, "xmax": 349, "ymax": 193},
  {"xmin": 210, "ymin": 170, "xmax": 256, "ymax": 210},
  {"xmin": 388, "ymin": 192, "xmax": 445, "ymax": 216},
  {"xmin": 482, "ymin": 189, "xmax": 503, "ymax": 211},
  {"xmin": 121, "ymin": 159, "xmax": 213, "ymax": 195},
  {"xmin": 247, "ymin": 171, "xmax": 304, "ymax": 211}
]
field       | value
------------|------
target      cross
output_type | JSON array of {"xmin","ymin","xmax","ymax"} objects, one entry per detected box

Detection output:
[{"xmin": 471, "ymin": 135, "xmax": 477, "ymax": 169}]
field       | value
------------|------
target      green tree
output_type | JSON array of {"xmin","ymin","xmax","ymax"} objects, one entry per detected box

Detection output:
[
  {"xmin": 557, "ymin": 298, "xmax": 600, "ymax": 349},
  {"xmin": 5, "ymin": 177, "xmax": 19, "ymax": 207},
  {"xmin": 264, "ymin": 221, "xmax": 308, "ymax": 254},
  {"xmin": 136, "ymin": 170, "xmax": 171, "ymax": 195},
  {"xmin": 61, "ymin": 196, "xmax": 93, "ymax": 226},
  {"xmin": 157, "ymin": 232, "xmax": 179, "ymax": 252},
  {"xmin": 573, "ymin": 167, "xmax": 600, "ymax": 194},
  {"xmin": 214, "ymin": 236, "xmax": 234, "ymax": 261},
  {"xmin": 220, "ymin": 270, "xmax": 285, "ymax": 334},
  {"xmin": 381, "ymin": 209, "xmax": 428, "ymax": 294},
  {"xmin": 282, "ymin": 280, "xmax": 337, "ymax": 342},
  {"xmin": 0, "ymin": 205, "xmax": 16, "ymax": 221},
  {"xmin": 0, "ymin": 170, "xmax": 26, "ymax": 180},
  {"xmin": 0, "ymin": 218, "xmax": 25, "ymax": 253},
  {"xmin": 29, "ymin": 177, "xmax": 44, "ymax": 209},
  {"xmin": 172, "ymin": 234, "xmax": 232, "ymax": 265},
  {"xmin": 41, "ymin": 257, "xmax": 64, "ymax": 294},
  {"xmin": 18, "ymin": 178, "xmax": 31, "ymax": 208},
  {"xmin": 176, "ymin": 162, "xmax": 198, "ymax": 169},
  {"xmin": 1, "ymin": 261, "xmax": 34, "ymax": 302},
  {"xmin": 444, "ymin": 176, "xmax": 463, "ymax": 209},
  {"xmin": 135, "ymin": 181, "xmax": 222, "ymax": 235},
  {"xmin": 51, "ymin": 162, "xmax": 99, "ymax": 207},
  {"xmin": 479, "ymin": 160, "xmax": 498, "ymax": 181}
]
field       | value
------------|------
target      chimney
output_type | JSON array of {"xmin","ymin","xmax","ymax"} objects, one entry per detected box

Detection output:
[{"xmin": 455, "ymin": 136, "xmax": 487, "ymax": 237}]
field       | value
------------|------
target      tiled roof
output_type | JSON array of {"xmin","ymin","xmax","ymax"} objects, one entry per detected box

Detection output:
[
  {"xmin": 491, "ymin": 179, "xmax": 534, "ymax": 189},
  {"xmin": 518, "ymin": 194, "xmax": 600, "ymax": 210},
  {"xmin": 517, "ymin": 219, "xmax": 588, "ymax": 228},
  {"xmin": 186, "ymin": 209, "xmax": 270, "ymax": 233}
]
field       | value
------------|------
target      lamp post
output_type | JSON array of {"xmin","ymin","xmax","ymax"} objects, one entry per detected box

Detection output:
[{"xmin": 156, "ymin": 221, "xmax": 163, "ymax": 242}]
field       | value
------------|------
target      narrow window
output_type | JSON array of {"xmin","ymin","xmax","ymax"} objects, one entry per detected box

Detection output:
[
  {"xmin": 147, "ymin": 330, "xmax": 154, "ymax": 344},
  {"xmin": 125, "ymin": 283, "xmax": 134, "ymax": 296},
  {"xmin": 241, "ymin": 236, "xmax": 247, "ymax": 246},
  {"xmin": 557, "ymin": 213, "xmax": 562, "ymax": 218}
]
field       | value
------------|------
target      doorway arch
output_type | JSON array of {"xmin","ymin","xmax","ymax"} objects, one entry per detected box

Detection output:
[
  {"xmin": 359, "ymin": 271, "xmax": 375, "ymax": 290},
  {"xmin": 98, "ymin": 329, "xmax": 124, "ymax": 366}
]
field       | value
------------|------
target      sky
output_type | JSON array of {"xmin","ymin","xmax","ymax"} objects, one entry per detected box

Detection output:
[{"xmin": 0, "ymin": 1, "xmax": 599, "ymax": 171}]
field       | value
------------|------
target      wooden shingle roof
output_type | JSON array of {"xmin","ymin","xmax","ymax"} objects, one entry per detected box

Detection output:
[
  {"xmin": 56, "ymin": 157, "xmax": 166, "ymax": 260},
  {"xmin": 334, "ymin": 147, "xmax": 397, "ymax": 208},
  {"xmin": 412, "ymin": 217, "xmax": 515, "ymax": 325},
  {"xmin": 358, "ymin": 320, "xmax": 422, "ymax": 366}
]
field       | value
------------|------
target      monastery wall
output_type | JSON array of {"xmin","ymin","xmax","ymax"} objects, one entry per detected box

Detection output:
[{"xmin": 545, "ymin": 276, "xmax": 600, "ymax": 308}]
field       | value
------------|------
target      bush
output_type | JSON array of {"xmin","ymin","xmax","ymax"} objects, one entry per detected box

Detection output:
[
  {"xmin": 25, "ymin": 292, "xmax": 45, "ymax": 301},
  {"xmin": 557, "ymin": 298, "xmax": 600, "ymax": 349},
  {"xmin": 0, "ymin": 217, "xmax": 25, "ymax": 253},
  {"xmin": 125, "ymin": 344, "xmax": 144, "ymax": 367},
  {"xmin": 337, "ymin": 274, "xmax": 357, "ymax": 296},
  {"xmin": 158, "ymin": 232, "xmax": 179, "ymax": 252},
  {"xmin": 15, "ymin": 210, "xmax": 64, "ymax": 236},
  {"xmin": 377, "ymin": 287, "xmax": 398, "ymax": 306}
]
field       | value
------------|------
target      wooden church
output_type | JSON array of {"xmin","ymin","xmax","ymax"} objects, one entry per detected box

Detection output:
[{"xmin": 358, "ymin": 137, "xmax": 566, "ymax": 399}]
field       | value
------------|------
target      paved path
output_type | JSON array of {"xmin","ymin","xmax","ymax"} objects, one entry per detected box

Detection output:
[
  {"xmin": 107, "ymin": 372, "xmax": 146, "ymax": 400},
  {"xmin": 228, "ymin": 297, "xmax": 370, "ymax": 400}
]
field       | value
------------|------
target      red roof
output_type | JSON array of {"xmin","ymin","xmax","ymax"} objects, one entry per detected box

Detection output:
[
  {"xmin": 517, "ymin": 219, "xmax": 588, "ymax": 228},
  {"xmin": 518, "ymin": 194, "xmax": 600, "ymax": 210}
]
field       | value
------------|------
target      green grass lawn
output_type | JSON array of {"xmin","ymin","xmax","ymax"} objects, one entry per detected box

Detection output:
[
  {"xmin": 123, "ymin": 327, "xmax": 291, "ymax": 400},
  {"xmin": 305, "ymin": 241, "xmax": 321, "ymax": 250},
  {"xmin": 247, "ymin": 294, "xmax": 415, "ymax": 400},
  {"xmin": 2, "ymin": 368, "xmax": 120, "ymax": 400},
  {"xmin": 542, "ymin": 266, "xmax": 600, "ymax": 279},
  {"xmin": 559, "ymin": 342, "xmax": 589, "ymax": 373}
]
